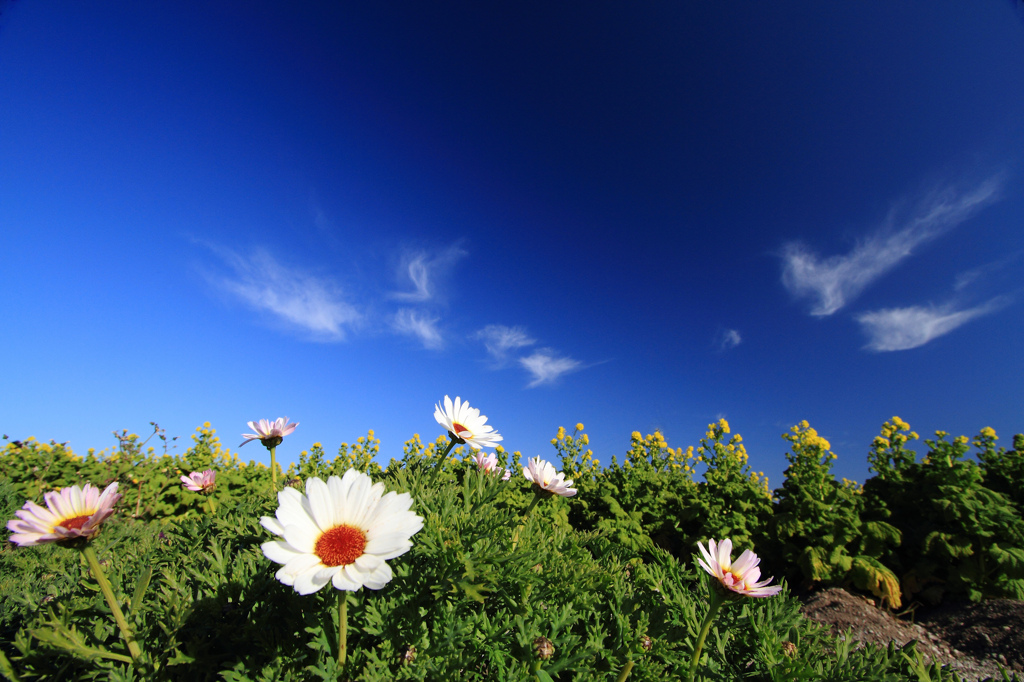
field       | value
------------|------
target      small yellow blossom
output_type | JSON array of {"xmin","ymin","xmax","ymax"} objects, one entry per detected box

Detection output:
[
  {"xmin": 631, "ymin": 431, "xmax": 642, "ymax": 441},
  {"xmin": 718, "ymin": 419, "xmax": 730, "ymax": 434},
  {"xmin": 576, "ymin": 423, "xmax": 584, "ymax": 432},
  {"xmin": 980, "ymin": 427, "xmax": 997, "ymax": 440}
]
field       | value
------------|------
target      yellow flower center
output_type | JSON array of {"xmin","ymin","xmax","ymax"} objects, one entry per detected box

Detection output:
[{"xmin": 315, "ymin": 525, "xmax": 367, "ymax": 567}]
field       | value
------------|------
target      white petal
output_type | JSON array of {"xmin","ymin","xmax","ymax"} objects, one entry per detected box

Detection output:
[
  {"xmin": 362, "ymin": 562, "xmax": 394, "ymax": 590},
  {"xmin": 349, "ymin": 481, "xmax": 385, "ymax": 530},
  {"xmin": 354, "ymin": 554, "xmax": 383, "ymax": 572},
  {"xmin": 364, "ymin": 536, "xmax": 413, "ymax": 560},
  {"xmin": 278, "ymin": 553, "xmax": 321, "ymax": 582},
  {"xmin": 342, "ymin": 562, "xmax": 368, "ymax": 587},
  {"xmin": 283, "ymin": 523, "xmax": 321, "ymax": 554},
  {"xmin": 315, "ymin": 565, "xmax": 343, "ymax": 583},
  {"xmin": 332, "ymin": 569, "xmax": 362, "ymax": 591},
  {"xmin": 305, "ymin": 477, "xmax": 334, "ymax": 532},
  {"xmin": 294, "ymin": 565, "xmax": 332, "ymax": 595},
  {"xmin": 262, "ymin": 540, "xmax": 304, "ymax": 565},
  {"xmin": 261, "ymin": 516, "xmax": 285, "ymax": 536},
  {"xmin": 365, "ymin": 509, "xmax": 422, "ymax": 543}
]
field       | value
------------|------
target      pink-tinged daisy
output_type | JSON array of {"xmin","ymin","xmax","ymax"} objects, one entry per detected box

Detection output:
[
  {"xmin": 6, "ymin": 482, "xmax": 121, "ymax": 547},
  {"xmin": 696, "ymin": 538, "xmax": 782, "ymax": 598},
  {"xmin": 181, "ymin": 470, "xmax": 216, "ymax": 493},
  {"xmin": 260, "ymin": 470, "xmax": 424, "ymax": 595},
  {"xmin": 434, "ymin": 395, "xmax": 502, "ymax": 451},
  {"xmin": 473, "ymin": 451, "xmax": 512, "ymax": 481},
  {"xmin": 522, "ymin": 457, "xmax": 577, "ymax": 497},
  {"xmin": 240, "ymin": 417, "xmax": 298, "ymax": 448}
]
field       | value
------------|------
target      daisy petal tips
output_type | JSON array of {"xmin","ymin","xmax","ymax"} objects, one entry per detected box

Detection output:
[
  {"xmin": 6, "ymin": 482, "xmax": 121, "ymax": 547},
  {"xmin": 697, "ymin": 538, "xmax": 782, "ymax": 598},
  {"xmin": 434, "ymin": 395, "xmax": 502, "ymax": 451},
  {"xmin": 522, "ymin": 456, "xmax": 577, "ymax": 497},
  {"xmin": 240, "ymin": 417, "xmax": 298, "ymax": 448},
  {"xmin": 260, "ymin": 470, "xmax": 424, "ymax": 595}
]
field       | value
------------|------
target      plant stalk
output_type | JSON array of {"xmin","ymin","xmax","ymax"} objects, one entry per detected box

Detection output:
[
  {"xmin": 615, "ymin": 659, "xmax": 635, "ymax": 682},
  {"xmin": 269, "ymin": 445, "xmax": 278, "ymax": 490},
  {"xmin": 207, "ymin": 494, "xmax": 217, "ymax": 514},
  {"xmin": 80, "ymin": 545, "xmax": 145, "ymax": 664},
  {"xmin": 512, "ymin": 493, "xmax": 543, "ymax": 550},
  {"xmin": 686, "ymin": 588, "xmax": 724, "ymax": 682},
  {"xmin": 338, "ymin": 591, "xmax": 348, "ymax": 668}
]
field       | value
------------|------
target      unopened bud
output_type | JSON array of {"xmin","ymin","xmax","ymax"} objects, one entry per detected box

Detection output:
[
  {"xmin": 402, "ymin": 645, "xmax": 416, "ymax": 665},
  {"xmin": 533, "ymin": 636, "xmax": 554, "ymax": 661},
  {"xmin": 782, "ymin": 641, "xmax": 797, "ymax": 657},
  {"xmin": 285, "ymin": 477, "xmax": 303, "ymax": 488},
  {"xmin": 640, "ymin": 635, "xmax": 652, "ymax": 652}
]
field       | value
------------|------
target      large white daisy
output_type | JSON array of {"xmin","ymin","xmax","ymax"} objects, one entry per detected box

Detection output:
[
  {"xmin": 433, "ymin": 395, "xmax": 503, "ymax": 450},
  {"xmin": 260, "ymin": 470, "xmax": 423, "ymax": 594}
]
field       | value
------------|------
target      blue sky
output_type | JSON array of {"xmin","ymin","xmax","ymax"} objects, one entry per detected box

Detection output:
[{"xmin": 2, "ymin": 1, "xmax": 1023, "ymax": 489}]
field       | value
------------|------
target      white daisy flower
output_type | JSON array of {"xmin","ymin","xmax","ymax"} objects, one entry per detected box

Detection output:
[
  {"xmin": 522, "ymin": 456, "xmax": 577, "ymax": 497},
  {"xmin": 6, "ymin": 482, "xmax": 121, "ymax": 546},
  {"xmin": 697, "ymin": 538, "xmax": 782, "ymax": 598},
  {"xmin": 240, "ymin": 417, "xmax": 298, "ymax": 448},
  {"xmin": 434, "ymin": 395, "xmax": 503, "ymax": 450},
  {"xmin": 261, "ymin": 470, "xmax": 423, "ymax": 595}
]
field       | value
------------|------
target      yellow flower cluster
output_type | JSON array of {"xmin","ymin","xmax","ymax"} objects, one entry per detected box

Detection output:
[{"xmin": 980, "ymin": 426, "xmax": 998, "ymax": 440}]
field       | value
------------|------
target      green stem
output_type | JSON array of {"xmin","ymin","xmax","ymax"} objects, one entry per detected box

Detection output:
[
  {"xmin": 337, "ymin": 591, "xmax": 348, "ymax": 668},
  {"xmin": 615, "ymin": 659, "xmax": 635, "ymax": 682},
  {"xmin": 269, "ymin": 445, "xmax": 278, "ymax": 490},
  {"xmin": 207, "ymin": 494, "xmax": 217, "ymax": 514},
  {"xmin": 80, "ymin": 545, "xmax": 145, "ymax": 664},
  {"xmin": 686, "ymin": 589, "xmax": 724, "ymax": 682},
  {"xmin": 440, "ymin": 438, "xmax": 457, "ymax": 460},
  {"xmin": 512, "ymin": 493, "xmax": 543, "ymax": 550}
]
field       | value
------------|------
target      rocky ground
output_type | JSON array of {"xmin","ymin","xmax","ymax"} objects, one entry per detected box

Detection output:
[{"xmin": 800, "ymin": 588, "xmax": 1024, "ymax": 682}]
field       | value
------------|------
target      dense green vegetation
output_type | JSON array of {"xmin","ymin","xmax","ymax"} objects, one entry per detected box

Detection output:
[{"xmin": 1, "ymin": 416, "xmax": 1022, "ymax": 680}]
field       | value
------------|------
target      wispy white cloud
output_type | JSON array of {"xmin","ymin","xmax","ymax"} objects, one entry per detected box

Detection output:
[
  {"xmin": 855, "ymin": 297, "xmax": 1008, "ymax": 351},
  {"xmin": 954, "ymin": 251, "xmax": 1024, "ymax": 291},
  {"xmin": 781, "ymin": 177, "xmax": 1002, "ymax": 316},
  {"xmin": 392, "ymin": 308, "xmax": 444, "ymax": 349},
  {"xmin": 519, "ymin": 349, "xmax": 582, "ymax": 388},
  {"xmin": 715, "ymin": 329, "xmax": 742, "ymax": 351},
  {"xmin": 475, "ymin": 324, "xmax": 536, "ymax": 364},
  {"xmin": 391, "ymin": 245, "xmax": 468, "ymax": 302},
  {"xmin": 213, "ymin": 247, "xmax": 360, "ymax": 341}
]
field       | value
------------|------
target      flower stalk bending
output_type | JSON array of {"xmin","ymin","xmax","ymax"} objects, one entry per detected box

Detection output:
[{"xmin": 80, "ymin": 545, "xmax": 145, "ymax": 664}]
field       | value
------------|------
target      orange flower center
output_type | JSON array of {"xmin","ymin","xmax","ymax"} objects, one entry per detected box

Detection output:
[
  {"xmin": 314, "ymin": 524, "xmax": 367, "ymax": 567},
  {"xmin": 452, "ymin": 422, "xmax": 470, "ymax": 435},
  {"xmin": 61, "ymin": 515, "xmax": 91, "ymax": 531}
]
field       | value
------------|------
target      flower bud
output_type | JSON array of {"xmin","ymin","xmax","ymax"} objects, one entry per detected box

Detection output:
[
  {"xmin": 640, "ymin": 635, "xmax": 653, "ymax": 652},
  {"xmin": 401, "ymin": 645, "xmax": 416, "ymax": 665},
  {"xmin": 533, "ymin": 636, "xmax": 554, "ymax": 660},
  {"xmin": 782, "ymin": 641, "xmax": 797, "ymax": 657}
]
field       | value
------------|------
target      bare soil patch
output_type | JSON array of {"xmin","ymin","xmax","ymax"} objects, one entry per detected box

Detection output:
[{"xmin": 799, "ymin": 588, "xmax": 1024, "ymax": 682}]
